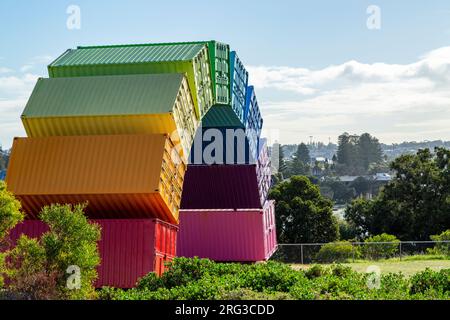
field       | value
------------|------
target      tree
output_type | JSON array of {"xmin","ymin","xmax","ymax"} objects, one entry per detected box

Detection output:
[
  {"xmin": 2, "ymin": 203, "xmax": 101, "ymax": 299},
  {"xmin": 289, "ymin": 143, "xmax": 311, "ymax": 176},
  {"xmin": 345, "ymin": 148, "xmax": 450, "ymax": 240},
  {"xmin": 269, "ymin": 176, "xmax": 339, "ymax": 243},
  {"xmin": 358, "ymin": 133, "xmax": 383, "ymax": 171},
  {"xmin": 0, "ymin": 181, "xmax": 24, "ymax": 288},
  {"xmin": 0, "ymin": 181, "xmax": 24, "ymax": 246}
]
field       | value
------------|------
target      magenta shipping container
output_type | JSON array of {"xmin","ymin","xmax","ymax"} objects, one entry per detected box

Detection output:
[
  {"xmin": 9, "ymin": 219, "xmax": 177, "ymax": 288},
  {"xmin": 181, "ymin": 163, "xmax": 270, "ymax": 209},
  {"xmin": 177, "ymin": 200, "xmax": 277, "ymax": 262}
]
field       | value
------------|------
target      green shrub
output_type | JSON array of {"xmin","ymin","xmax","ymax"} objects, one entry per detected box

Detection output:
[
  {"xmin": 3, "ymin": 203, "xmax": 101, "ymax": 300},
  {"xmin": 430, "ymin": 230, "xmax": 450, "ymax": 256},
  {"xmin": 410, "ymin": 268, "xmax": 450, "ymax": 294},
  {"xmin": 136, "ymin": 272, "xmax": 164, "ymax": 291},
  {"xmin": 315, "ymin": 241, "xmax": 358, "ymax": 263},
  {"xmin": 218, "ymin": 288, "xmax": 293, "ymax": 300},
  {"xmin": 241, "ymin": 261, "xmax": 303, "ymax": 292},
  {"xmin": 160, "ymin": 257, "xmax": 216, "ymax": 288},
  {"xmin": 304, "ymin": 264, "xmax": 327, "ymax": 279},
  {"xmin": 362, "ymin": 234, "xmax": 399, "ymax": 260}
]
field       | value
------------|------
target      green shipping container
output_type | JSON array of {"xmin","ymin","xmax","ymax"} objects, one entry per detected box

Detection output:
[
  {"xmin": 21, "ymin": 73, "xmax": 198, "ymax": 159},
  {"xmin": 48, "ymin": 43, "xmax": 213, "ymax": 119}
]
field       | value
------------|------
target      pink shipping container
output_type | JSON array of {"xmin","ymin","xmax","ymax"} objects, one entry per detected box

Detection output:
[
  {"xmin": 177, "ymin": 200, "xmax": 277, "ymax": 262},
  {"xmin": 9, "ymin": 219, "xmax": 177, "ymax": 288}
]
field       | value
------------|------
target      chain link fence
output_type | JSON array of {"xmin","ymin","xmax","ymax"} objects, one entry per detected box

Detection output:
[{"xmin": 272, "ymin": 241, "xmax": 450, "ymax": 264}]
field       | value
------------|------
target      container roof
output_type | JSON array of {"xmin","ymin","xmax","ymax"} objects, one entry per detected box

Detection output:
[
  {"xmin": 49, "ymin": 42, "xmax": 207, "ymax": 67},
  {"xmin": 201, "ymin": 105, "xmax": 244, "ymax": 128},
  {"xmin": 22, "ymin": 73, "xmax": 185, "ymax": 117}
]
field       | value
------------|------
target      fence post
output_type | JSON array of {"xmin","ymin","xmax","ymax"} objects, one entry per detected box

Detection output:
[
  {"xmin": 399, "ymin": 242, "xmax": 402, "ymax": 261},
  {"xmin": 301, "ymin": 244, "xmax": 304, "ymax": 265}
]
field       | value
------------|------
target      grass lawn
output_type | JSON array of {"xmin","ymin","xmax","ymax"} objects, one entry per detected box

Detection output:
[{"xmin": 292, "ymin": 256, "xmax": 450, "ymax": 277}]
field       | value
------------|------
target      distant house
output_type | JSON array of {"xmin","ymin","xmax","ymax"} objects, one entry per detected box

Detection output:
[{"xmin": 373, "ymin": 172, "xmax": 391, "ymax": 181}]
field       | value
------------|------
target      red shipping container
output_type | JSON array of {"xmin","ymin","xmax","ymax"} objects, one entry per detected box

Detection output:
[
  {"xmin": 9, "ymin": 219, "xmax": 177, "ymax": 288},
  {"xmin": 177, "ymin": 200, "xmax": 277, "ymax": 262}
]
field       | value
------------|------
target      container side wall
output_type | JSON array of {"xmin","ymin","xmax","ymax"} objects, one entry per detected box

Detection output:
[{"xmin": 177, "ymin": 210, "xmax": 266, "ymax": 262}]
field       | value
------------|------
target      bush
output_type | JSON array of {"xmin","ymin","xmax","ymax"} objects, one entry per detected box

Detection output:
[
  {"xmin": 315, "ymin": 241, "xmax": 358, "ymax": 263},
  {"xmin": 410, "ymin": 268, "xmax": 450, "ymax": 295},
  {"xmin": 241, "ymin": 261, "xmax": 303, "ymax": 292},
  {"xmin": 430, "ymin": 230, "xmax": 450, "ymax": 256},
  {"xmin": 3, "ymin": 203, "xmax": 101, "ymax": 300},
  {"xmin": 362, "ymin": 234, "xmax": 400, "ymax": 260}
]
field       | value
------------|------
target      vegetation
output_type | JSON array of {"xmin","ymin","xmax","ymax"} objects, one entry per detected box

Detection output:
[
  {"xmin": 0, "ymin": 147, "xmax": 8, "ymax": 172},
  {"xmin": 1, "ymin": 203, "xmax": 101, "ymax": 300},
  {"xmin": 345, "ymin": 147, "xmax": 450, "ymax": 240},
  {"xmin": 430, "ymin": 230, "xmax": 450, "ymax": 256},
  {"xmin": 269, "ymin": 176, "xmax": 339, "ymax": 243},
  {"xmin": 362, "ymin": 234, "xmax": 400, "ymax": 260},
  {"xmin": 98, "ymin": 257, "xmax": 450, "ymax": 300},
  {"xmin": 315, "ymin": 241, "xmax": 358, "ymax": 263}
]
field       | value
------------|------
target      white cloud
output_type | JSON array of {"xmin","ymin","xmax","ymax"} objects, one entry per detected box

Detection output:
[
  {"xmin": 248, "ymin": 46, "xmax": 450, "ymax": 144},
  {"xmin": 0, "ymin": 67, "xmax": 13, "ymax": 73},
  {"xmin": 0, "ymin": 73, "xmax": 39, "ymax": 148}
]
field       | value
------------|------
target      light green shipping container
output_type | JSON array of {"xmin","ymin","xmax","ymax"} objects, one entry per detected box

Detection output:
[{"xmin": 48, "ymin": 43, "xmax": 214, "ymax": 119}]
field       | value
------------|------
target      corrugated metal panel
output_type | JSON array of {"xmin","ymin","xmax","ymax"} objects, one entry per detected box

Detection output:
[
  {"xmin": 21, "ymin": 74, "xmax": 198, "ymax": 158},
  {"xmin": 9, "ymin": 219, "xmax": 178, "ymax": 288},
  {"xmin": 50, "ymin": 43, "xmax": 206, "ymax": 65},
  {"xmin": 180, "ymin": 165, "xmax": 262, "ymax": 209},
  {"xmin": 177, "ymin": 201, "xmax": 277, "ymax": 262},
  {"xmin": 256, "ymin": 139, "xmax": 272, "ymax": 205},
  {"xmin": 229, "ymin": 51, "xmax": 248, "ymax": 123},
  {"xmin": 244, "ymin": 86, "xmax": 263, "ymax": 159},
  {"xmin": 59, "ymin": 40, "xmax": 231, "ymax": 106},
  {"xmin": 6, "ymin": 135, "xmax": 185, "ymax": 223},
  {"xmin": 201, "ymin": 105, "xmax": 244, "ymax": 128},
  {"xmin": 48, "ymin": 44, "xmax": 213, "ymax": 119},
  {"xmin": 189, "ymin": 106, "xmax": 263, "ymax": 165}
]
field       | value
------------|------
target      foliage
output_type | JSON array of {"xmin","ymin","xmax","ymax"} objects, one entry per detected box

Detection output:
[
  {"xmin": 0, "ymin": 181, "xmax": 24, "ymax": 246},
  {"xmin": 288, "ymin": 143, "xmax": 311, "ymax": 176},
  {"xmin": 362, "ymin": 234, "xmax": 400, "ymax": 260},
  {"xmin": 345, "ymin": 148, "xmax": 450, "ymax": 240},
  {"xmin": 336, "ymin": 132, "xmax": 383, "ymax": 175},
  {"xmin": 269, "ymin": 176, "xmax": 339, "ymax": 243},
  {"xmin": 315, "ymin": 241, "xmax": 359, "ymax": 263},
  {"xmin": 3, "ymin": 236, "xmax": 59, "ymax": 299},
  {"xmin": 2, "ymin": 203, "xmax": 101, "ymax": 300},
  {"xmin": 0, "ymin": 181, "xmax": 24, "ymax": 288},
  {"xmin": 98, "ymin": 257, "xmax": 450, "ymax": 300},
  {"xmin": 430, "ymin": 229, "xmax": 450, "ymax": 256},
  {"xmin": 409, "ymin": 268, "xmax": 450, "ymax": 295}
]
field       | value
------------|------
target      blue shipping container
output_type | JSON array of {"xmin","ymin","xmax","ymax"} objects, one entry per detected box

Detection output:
[
  {"xmin": 0, "ymin": 170, "xmax": 6, "ymax": 181},
  {"xmin": 189, "ymin": 105, "xmax": 257, "ymax": 164},
  {"xmin": 229, "ymin": 51, "xmax": 249, "ymax": 124},
  {"xmin": 244, "ymin": 86, "xmax": 263, "ymax": 159}
]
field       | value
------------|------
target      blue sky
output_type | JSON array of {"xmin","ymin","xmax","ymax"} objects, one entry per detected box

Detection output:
[{"xmin": 1, "ymin": 0, "xmax": 450, "ymax": 147}]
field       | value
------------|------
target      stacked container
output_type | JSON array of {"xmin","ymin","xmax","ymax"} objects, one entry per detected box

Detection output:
[
  {"xmin": 6, "ymin": 40, "xmax": 277, "ymax": 285},
  {"xmin": 178, "ymin": 49, "xmax": 277, "ymax": 262},
  {"xmin": 6, "ymin": 42, "xmax": 216, "ymax": 287}
]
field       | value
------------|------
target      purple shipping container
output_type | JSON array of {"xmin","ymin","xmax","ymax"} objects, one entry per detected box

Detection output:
[
  {"xmin": 181, "ymin": 163, "xmax": 269, "ymax": 209},
  {"xmin": 177, "ymin": 200, "xmax": 277, "ymax": 261},
  {"xmin": 256, "ymin": 139, "xmax": 271, "ymax": 205}
]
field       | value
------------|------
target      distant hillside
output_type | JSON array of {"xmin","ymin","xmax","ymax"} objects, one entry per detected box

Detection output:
[
  {"xmin": 0, "ymin": 148, "xmax": 9, "ymax": 171},
  {"xmin": 279, "ymin": 140, "xmax": 450, "ymax": 161}
]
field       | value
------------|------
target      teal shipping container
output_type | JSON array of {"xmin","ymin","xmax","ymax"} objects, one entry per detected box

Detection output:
[{"xmin": 229, "ymin": 51, "xmax": 248, "ymax": 123}]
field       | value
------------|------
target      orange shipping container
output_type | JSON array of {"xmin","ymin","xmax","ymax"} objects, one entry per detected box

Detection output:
[{"xmin": 6, "ymin": 134, "xmax": 185, "ymax": 223}]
